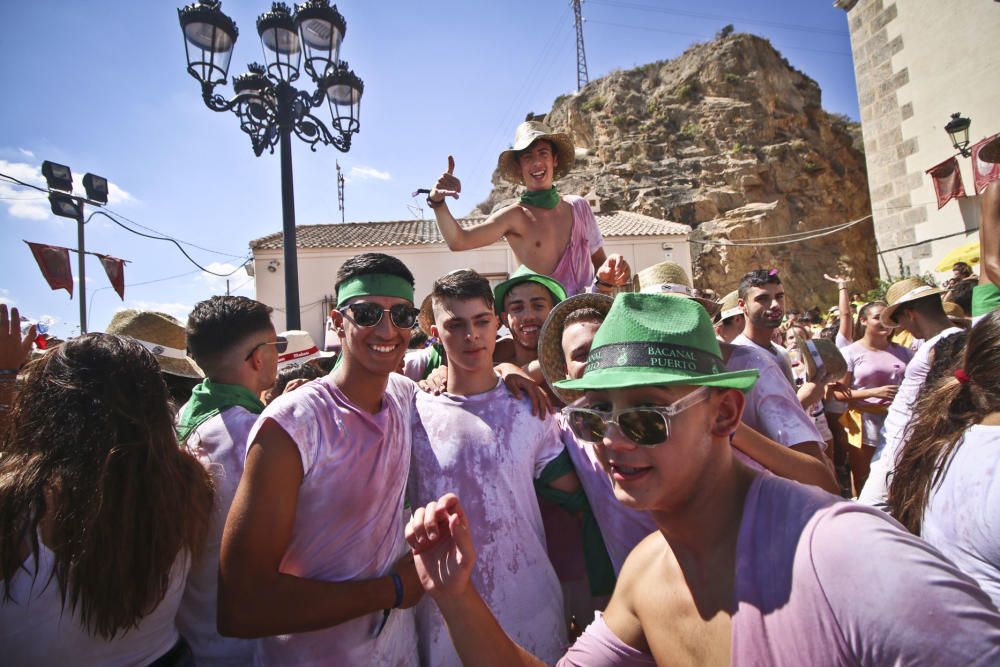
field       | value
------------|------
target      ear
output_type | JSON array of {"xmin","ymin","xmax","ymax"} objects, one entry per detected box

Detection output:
[
  {"xmin": 430, "ymin": 324, "xmax": 440, "ymax": 340},
  {"xmin": 331, "ymin": 308, "xmax": 346, "ymax": 336},
  {"xmin": 709, "ymin": 389, "xmax": 744, "ymax": 438}
]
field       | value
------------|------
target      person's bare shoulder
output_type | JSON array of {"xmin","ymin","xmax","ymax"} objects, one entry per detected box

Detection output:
[{"xmin": 490, "ymin": 203, "xmax": 529, "ymax": 238}]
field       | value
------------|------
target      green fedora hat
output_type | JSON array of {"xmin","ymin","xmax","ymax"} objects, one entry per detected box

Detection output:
[
  {"xmin": 556, "ymin": 293, "xmax": 759, "ymax": 392},
  {"xmin": 493, "ymin": 265, "xmax": 568, "ymax": 315}
]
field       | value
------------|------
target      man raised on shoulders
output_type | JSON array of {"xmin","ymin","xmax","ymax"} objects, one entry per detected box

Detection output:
[
  {"xmin": 219, "ymin": 253, "xmax": 424, "ymax": 666},
  {"xmin": 428, "ymin": 120, "xmax": 629, "ymax": 296}
]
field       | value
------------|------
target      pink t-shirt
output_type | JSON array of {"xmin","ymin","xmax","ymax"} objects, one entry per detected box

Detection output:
[
  {"xmin": 558, "ymin": 419, "xmax": 657, "ymax": 575},
  {"xmin": 247, "ymin": 374, "xmax": 419, "ymax": 667},
  {"xmin": 408, "ymin": 379, "xmax": 567, "ymax": 666},
  {"xmin": 548, "ymin": 195, "xmax": 604, "ymax": 297},
  {"xmin": 842, "ymin": 342, "xmax": 912, "ymax": 445},
  {"xmin": 557, "ymin": 474, "xmax": 1000, "ymax": 665}
]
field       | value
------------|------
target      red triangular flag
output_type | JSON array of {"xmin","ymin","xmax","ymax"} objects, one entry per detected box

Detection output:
[
  {"xmin": 24, "ymin": 241, "xmax": 73, "ymax": 297},
  {"xmin": 971, "ymin": 134, "xmax": 1000, "ymax": 195},
  {"xmin": 926, "ymin": 157, "xmax": 966, "ymax": 209},
  {"xmin": 96, "ymin": 253, "xmax": 126, "ymax": 300}
]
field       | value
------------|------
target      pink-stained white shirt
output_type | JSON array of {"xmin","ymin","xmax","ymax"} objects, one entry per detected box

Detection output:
[
  {"xmin": 548, "ymin": 195, "xmax": 605, "ymax": 297},
  {"xmin": 246, "ymin": 374, "xmax": 419, "ymax": 667},
  {"xmin": 178, "ymin": 407, "xmax": 257, "ymax": 666},
  {"xmin": 408, "ymin": 378, "xmax": 567, "ymax": 666}
]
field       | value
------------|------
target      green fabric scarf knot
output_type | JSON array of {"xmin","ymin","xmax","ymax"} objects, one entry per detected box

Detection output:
[{"xmin": 519, "ymin": 186, "xmax": 560, "ymax": 210}]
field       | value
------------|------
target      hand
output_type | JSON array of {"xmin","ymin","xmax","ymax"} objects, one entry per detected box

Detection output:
[
  {"xmin": 823, "ymin": 273, "xmax": 850, "ymax": 289},
  {"xmin": 418, "ymin": 365, "xmax": 448, "ymax": 395},
  {"xmin": 826, "ymin": 381, "xmax": 851, "ymax": 401},
  {"xmin": 496, "ymin": 363, "xmax": 552, "ymax": 418},
  {"xmin": 405, "ymin": 494, "xmax": 476, "ymax": 600},
  {"xmin": 871, "ymin": 385, "xmax": 899, "ymax": 401},
  {"xmin": 430, "ymin": 156, "xmax": 461, "ymax": 204},
  {"xmin": 392, "ymin": 552, "xmax": 425, "ymax": 609},
  {"xmin": 281, "ymin": 377, "xmax": 313, "ymax": 395},
  {"xmin": 0, "ymin": 305, "xmax": 35, "ymax": 371},
  {"xmin": 597, "ymin": 254, "xmax": 631, "ymax": 288}
]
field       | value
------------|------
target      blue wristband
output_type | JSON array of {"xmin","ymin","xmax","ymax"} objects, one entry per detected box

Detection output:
[{"xmin": 390, "ymin": 572, "xmax": 404, "ymax": 609}]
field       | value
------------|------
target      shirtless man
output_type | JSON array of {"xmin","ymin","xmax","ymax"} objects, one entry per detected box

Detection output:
[
  {"xmin": 405, "ymin": 294, "xmax": 1000, "ymax": 666},
  {"xmin": 428, "ymin": 121, "xmax": 630, "ymax": 296}
]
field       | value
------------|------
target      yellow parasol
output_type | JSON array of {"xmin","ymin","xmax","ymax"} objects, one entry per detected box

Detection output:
[{"xmin": 934, "ymin": 239, "xmax": 980, "ymax": 272}]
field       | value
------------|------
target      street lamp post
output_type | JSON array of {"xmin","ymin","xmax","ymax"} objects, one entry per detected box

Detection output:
[{"xmin": 177, "ymin": 0, "xmax": 363, "ymax": 329}]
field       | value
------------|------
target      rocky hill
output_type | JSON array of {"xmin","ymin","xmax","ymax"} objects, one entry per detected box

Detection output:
[{"xmin": 478, "ymin": 33, "xmax": 877, "ymax": 309}]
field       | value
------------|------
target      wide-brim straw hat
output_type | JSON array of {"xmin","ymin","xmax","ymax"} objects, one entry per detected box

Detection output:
[
  {"xmin": 979, "ymin": 134, "xmax": 1000, "ymax": 163},
  {"xmin": 794, "ymin": 338, "xmax": 847, "ymax": 384},
  {"xmin": 105, "ymin": 309, "xmax": 203, "ymax": 379},
  {"xmin": 497, "ymin": 121, "xmax": 576, "ymax": 185},
  {"xmin": 556, "ymin": 293, "xmax": 759, "ymax": 392},
  {"xmin": 538, "ymin": 292, "xmax": 615, "ymax": 404},
  {"xmin": 942, "ymin": 301, "xmax": 968, "ymax": 320},
  {"xmin": 632, "ymin": 261, "xmax": 721, "ymax": 319},
  {"xmin": 714, "ymin": 290, "xmax": 741, "ymax": 324},
  {"xmin": 418, "ymin": 294, "xmax": 435, "ymax": 336},
  {"xmin": 277, "ymin": 329, "xmax": 335, "ymax": 369},
  {"xmin": 882, "ymin": 277, "xmax": 945, "ymax": 325}
]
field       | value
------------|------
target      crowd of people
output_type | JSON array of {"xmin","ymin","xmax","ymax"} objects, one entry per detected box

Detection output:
[{"xmin": 1, "ymin": 122, "xmax": 1000, "ymax": 666}]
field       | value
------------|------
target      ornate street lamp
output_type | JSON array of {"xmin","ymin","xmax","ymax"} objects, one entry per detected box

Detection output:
[
  {"xmin": 177, "ymin": 0, "xmax": 364, "ymax": 329},
  {"xmin": 945, "ymin": 112, "xmax": 972, "ymax": 158}
]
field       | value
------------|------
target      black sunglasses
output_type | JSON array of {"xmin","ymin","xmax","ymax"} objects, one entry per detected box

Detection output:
[
  {"xmin": 340, "ymin": 302, "xmax": 419, "ymax": 329},
  {"xmin": 244, "ymin": 336, "xmax": 288, "ymax": 361}
]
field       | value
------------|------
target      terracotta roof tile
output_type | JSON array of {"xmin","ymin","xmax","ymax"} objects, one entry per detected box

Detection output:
[{"xmin": 250, "ymin": 212, "xmax": 689, "ymax": 250}]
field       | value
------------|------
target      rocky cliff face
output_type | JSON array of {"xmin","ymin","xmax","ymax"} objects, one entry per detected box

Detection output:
[{"xmin": 478, "ymin": 33, "xmax": 877, "ymax": 309}]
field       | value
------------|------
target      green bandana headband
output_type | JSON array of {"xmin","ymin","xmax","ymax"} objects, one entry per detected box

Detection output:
[
  {"xmin": 336, "ymin": 273, "xmax": 414, "ymax": 308},
  {"xmin": 520, "ymin": 186, "xmax": 560, "ymax": 209}
]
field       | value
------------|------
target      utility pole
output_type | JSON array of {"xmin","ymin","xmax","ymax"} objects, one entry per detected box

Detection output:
[
  {"xmin": 573, "ymin": 0, "xmax": 589, "ymax": 91},
  {"xmin": 336, "ymin": 161, "xmax": 346, "ymax": 224}
]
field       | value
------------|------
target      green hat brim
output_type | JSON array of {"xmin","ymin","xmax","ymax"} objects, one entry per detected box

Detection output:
[
  {"xmin": 555, "ymin": 366, "xmax": 759, "ymax": 392},
  {"xmin": 494, "ymin": 274, "xmax": 567, "ymax": 315}
]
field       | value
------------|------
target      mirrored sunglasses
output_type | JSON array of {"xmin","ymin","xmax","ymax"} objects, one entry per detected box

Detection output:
[{"xmin": 562, "ymin": 386, "xmax": 710, "ymax": 447}]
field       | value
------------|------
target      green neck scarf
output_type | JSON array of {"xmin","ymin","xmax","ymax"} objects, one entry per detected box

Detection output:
[
  {"xmin": 176, "ymin": 379, "xmax": 265, "ymax": 443},
  {"xmin": 519, "ymin": 186, "xmax": 560, "ymax": 209}
]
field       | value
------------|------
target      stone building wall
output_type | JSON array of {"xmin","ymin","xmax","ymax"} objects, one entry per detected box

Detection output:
[{"xmin": 838, "ymin": 0, "xmax": 1000, "ymax": 280}]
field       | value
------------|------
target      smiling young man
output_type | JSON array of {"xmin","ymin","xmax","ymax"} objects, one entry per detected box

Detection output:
[
  {"xmin": 407, "ymin": 269, "xmax": 578, "ymax": 666},
  {"xmin": 218, "ymin": 253, "xmax": 424, "ymax": 666},
  {"xmin": 492, "ymin": 266, "xmax": 568, "ymax": 369},
  {"xmin": 427, "ymin": 120, "xmax": 630, "ymax": 296},
  {"xmin": 405, "ymin": 293, "xmax": 1000, "ymax": 666}
]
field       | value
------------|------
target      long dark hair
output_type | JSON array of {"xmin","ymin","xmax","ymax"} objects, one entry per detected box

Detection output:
[
  {"xmin": 888, "ymin": 310, "xmax": 1000, "ymax": 534},
  {"xmin": 0, "ymin": 334, "xmax": 213, "ymax": 639}
]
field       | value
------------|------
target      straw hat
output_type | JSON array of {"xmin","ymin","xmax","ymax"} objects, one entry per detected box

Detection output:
[
  {"xmin": 537, "ymin": 292, "xmax": 614, "ymax": 404},
  {"xmin": 632, "ymin": 261, "xmax": 721, "ymax": 319},
  {"xmin": 942, "ymin": 301, "xmax": 968, "ymax": 320},
  {"xmin": 881, "ymin": 277, "xmax": 945, "ymax": 325},
  {"xmin": 418, "ymin": 294, "xmax": 435, "ymax": 336},
  {"xmin": 979, "ymin": 134, "xmax": 1000, "ymax": 163},
  {"xmin": 497, "ymin": 121, "xmax": 576, "ymax": 185},
  {"xmin": 105, "ymin": 309, "xmax": 203, "ymax": 379},
  {"xmin": 794, "ymin": 338, "xmax": 847, "ymax": 384},
  {"xmin": 276, "ymin": 330, "xmax": 335, "ymax": 370},
  {"xmin": 713, "ymin": 290, "xmax": 741, "ymax": 324},
  {"xmin": 555, "ymin": 294, "xmax": 759, "ymax": 392}
]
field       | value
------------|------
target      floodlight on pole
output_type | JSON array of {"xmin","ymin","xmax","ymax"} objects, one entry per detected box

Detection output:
[
  {"xmin": 83, "ymin": 173, "xmax": 109, "ymax": 204},
  {"xmin": 41, "ymin": 161, "xmax": 74, "ymax": 192}
]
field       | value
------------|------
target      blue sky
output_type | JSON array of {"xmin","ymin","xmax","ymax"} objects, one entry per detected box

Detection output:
[{"xmin": 0, "ymin": 1, "xmax": 858, "ymax": 338}]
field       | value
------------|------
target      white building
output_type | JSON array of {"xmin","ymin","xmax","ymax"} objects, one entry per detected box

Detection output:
[{"xmin": 250, "ymin": 211, "xmax": 691, "ymax": 342}]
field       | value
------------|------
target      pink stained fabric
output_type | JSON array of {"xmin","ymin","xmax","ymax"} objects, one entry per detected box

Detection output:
[
  {"xmin": 408, "ymin": 379, "xmax": 567, "ymax": 666},
  {"xmin": 557, "ymin": 612, "xmax": 657, "ymax": 667},
  {"xmin": 548, "ymin": 196, "xmax": 605, "ymax": 296},
  {"xmin": 245, "ymin": 374, "xmax": 419, "ymax": 667},
  {"xmin": 731, "ymin": 474, "xmax": 1000, "ymax": 665}
]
